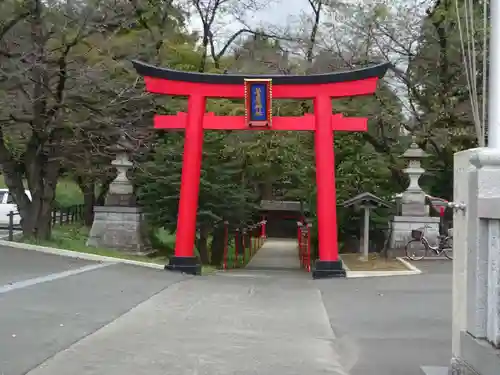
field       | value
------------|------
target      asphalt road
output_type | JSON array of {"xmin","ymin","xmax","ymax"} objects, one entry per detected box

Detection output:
[
  {"xmin": 318, "ymin": 260, "xmax": 453, "ymax": 375},
  {"xmin": 0, "ymin": 241, "xmax": 453, "ymax": 375},
  {"xmin": 0, "ymin": 245, "xmax": 185, "ymax": 375}
]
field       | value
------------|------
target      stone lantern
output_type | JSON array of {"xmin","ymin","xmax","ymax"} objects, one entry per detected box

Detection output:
[
  {"xmin": 86, "ymin": 135, "xmax": 150, "ymax": 254},
  {"xmin": 389, "ymin": 136, "xmax": 440, "ymax": 250},
  {"xmin": 400, "ymin": 136, "xmax": 429, "ymax": 217},
  {"xmin": 104, "ymin": 135, "xmax": 136, "ymax": 207}
]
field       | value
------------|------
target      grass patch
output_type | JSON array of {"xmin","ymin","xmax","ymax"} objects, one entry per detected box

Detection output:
[
  {"xmin": 341, "ymin": 253, "xmax": 410, "ymax": 271},
  {"xmin": 19, "ymin": 224, "xmax": 168, "ymax": 265},
  {"xmin": 17, "ymin": 223, "xmax": 227, "ymax": 275}
]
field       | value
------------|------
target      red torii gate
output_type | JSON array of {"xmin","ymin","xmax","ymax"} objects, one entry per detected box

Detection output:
[{"xmin": 133, "ymin": 60, "xmax": 390, "ymax": 278}]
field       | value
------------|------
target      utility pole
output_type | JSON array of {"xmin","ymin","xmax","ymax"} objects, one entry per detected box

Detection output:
[{"xmin": 489, "ymin": 0, "xmax": 500, "ymax": 148}]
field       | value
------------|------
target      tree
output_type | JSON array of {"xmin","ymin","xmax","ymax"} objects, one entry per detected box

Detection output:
[
  {"xmin": 180, "ymin": 0, "xmax": 289, "ymax": 71},
  {"xmin": 0, "ymin": 0, "xmax": 130, "ymax": 238},
  {"xmin": 62, "ymin": 0, "xmax": 195, "ymax": 225},
  {"xmin": 406, "ymin": 0, "xmax": 487, "ymax": 198}
]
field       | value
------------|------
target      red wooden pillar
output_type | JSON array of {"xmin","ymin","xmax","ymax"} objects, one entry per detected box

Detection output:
[
  {"xmin": 249, "ymin": 228, "xmax": 252, "ymax": 257},
  {"xmin": 312, "ymin": 95, "xmax": 345, "ymax": 278},
  {"xmin": 242, "ymin": 229, "xmax": 247, "ymax": 263},
  {"xmin": 223, "ymin": 221, "xmax": 229, "ymax": 270},
  {"xmin": 258, "ymin": 221, "xmax": 263, "ymax": 248},
  {"xmin": 297, "ymin": 221, "xmax": 302, "ymax": 247},
  {"xmin": 252, "ymin": 226, "xmax": 256, "ymax": 254},
  {"xmin": 235, "ymin": 229, "xmax": 241, "ymax": 266},
  {"xmin": 307, "ymin": 223, "xmax": 312, "ymax": 272},
  {"xmin": 165, "ymin": 94, "xmax": 206, "ymax": 275}
]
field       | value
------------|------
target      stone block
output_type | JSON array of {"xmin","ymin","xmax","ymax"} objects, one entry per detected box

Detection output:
[
  {"xmin": 104, "ymin": 193, "xmax": 136, "ymax": 207},
  {"xmin": 401, "ymin": 202, "xmax": 428, "ymax": 216},
  {"xmin": 452, "ymin": 148, "xmax": 480, "ymax": 357},
  {"xmin": 451, "ymin": 147, "xmax": 500, "ymax": 374},
  {"xmin": 450, "ymin": 332, "xmax": 500, "ymax": 375},
  {"xmin": 86, "ymin": 206, "xmax": 151, "ymax": 254},
  {"xmin": 463, "ymin": 149, "xmax": 500, "ymax": 340},
  {"xmin": 467, "ymin": 150, "xmax": 500, "ymax": 344},
  {"xmin": 450, "ymin": 356, "xmax": 482, "ymax": 375},
  {"xmin": 389, "ymin": 216, "xmax": 440, "ymax": 250}
]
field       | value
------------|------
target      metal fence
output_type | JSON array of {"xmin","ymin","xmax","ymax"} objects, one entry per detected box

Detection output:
[{"xmin": 6, "ymin": 204, "xmax": 85, "ymax": 241}]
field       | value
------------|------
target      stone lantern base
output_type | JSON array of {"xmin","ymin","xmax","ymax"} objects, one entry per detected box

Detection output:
[
  {"xmin": 389, "ymin": 215, "xmax": 440, "ymax": 254},
  {"xmin": 86, "ymin": 206, "xmax": 151, "ymax": 254}
]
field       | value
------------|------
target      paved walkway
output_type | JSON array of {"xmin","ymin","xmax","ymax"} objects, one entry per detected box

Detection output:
[
  {"xmin": 1, "ymin": 241, "xmax": 452, "ymax": 375},
  {"xmin": 0, "ymin": 246, "xmax": 185, "ymax": 375},
  {"xmin": 27, "ymin": 266, "xmax": 347, "ymax": 374},
  {"xmin": 245, "ymin": 238, "xmax": 301, "ymax": 271}
]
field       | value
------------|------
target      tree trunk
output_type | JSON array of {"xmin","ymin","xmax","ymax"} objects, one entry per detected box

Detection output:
[
  {"xmin": 18, "ymin": 0, "xmax": 57, "ymax": 240},
  {"xmin": 76, "ymin": 176, "xmax": 96, "ymax": 227},
  {"xmin": 210, "ymin": 224, "xmax": 225, "ymax": 267},
  {"xmin": 82, "ymin": 182, "xmax": 95, "ymax": 226},
  {"xmin": 17, "ymin": 161, "xmax": 59, "ymax": 240},
  {"xmin": 261, "ymin": 181, "xmax": 273, "ymax": 200},
  {"xmin": 1, "ymin": 158, "xmax": 57, "ymax": 240},
  {"xmin": 198, "ymin": 25, "xmax": 209, "ymax": 72},
  {"xmin": 306, "ymin": 0, "xmax": 322, "ymax": 64},
  {"xmin": 197, "ymin": 225, "xmax": 210, "ymax": 264},
  {"xmin": 33, "ymin": 196, "xmax": 54, "ymax": 240},
  {"xmin": 236, "ymin": 228, "xmax": 245, "ymax": 257}
]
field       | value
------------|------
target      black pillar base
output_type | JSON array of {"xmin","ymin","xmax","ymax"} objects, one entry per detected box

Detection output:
[
  {"xmin": 312, "ymin": 259, "xmax": 346, "ymax": 279},
  {"xmin": 165, "ymin": 256, "xmax": 201, "ymax": 276}
]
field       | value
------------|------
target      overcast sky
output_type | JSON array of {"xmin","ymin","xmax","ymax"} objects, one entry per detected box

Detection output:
[
  {"xmin": 248, "ymin": 0, "xmax": 308, "ymax": 25},
  {"xmin": 187, "ymin": 0, "xmax": 313, "ymax": 42}
]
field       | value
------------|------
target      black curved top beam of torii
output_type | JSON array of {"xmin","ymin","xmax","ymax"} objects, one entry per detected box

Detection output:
[{"xmin": 132, "ymin": 60, "xmax": 391, "ymax": 85}]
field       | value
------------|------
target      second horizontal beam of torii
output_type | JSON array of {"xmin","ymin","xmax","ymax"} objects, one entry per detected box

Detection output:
[{"xmin": 154, "ymin": 112, "xmax": 368, "ymax": 131}]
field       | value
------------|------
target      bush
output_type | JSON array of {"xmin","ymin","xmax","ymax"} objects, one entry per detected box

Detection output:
[{"xmin": 148, "ymin": 227, "xmax": 176, "ymax": 256}]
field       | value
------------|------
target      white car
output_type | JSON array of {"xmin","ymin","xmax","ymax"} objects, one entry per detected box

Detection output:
[{"xmin": 0, "ymin": 189, "xmax": 31, "ymax": 227}]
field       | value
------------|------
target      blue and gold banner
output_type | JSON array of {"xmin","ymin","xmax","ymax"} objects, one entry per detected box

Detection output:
[{"xmin": 244, "ymin": 79, "xmax": 272, "ymax": 127}]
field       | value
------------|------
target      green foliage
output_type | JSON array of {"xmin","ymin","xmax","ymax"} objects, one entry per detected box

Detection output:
[
  {"xmin": 135, "ymin": 131, "xmax": 259, "ymax": 234},
  {"xmin": 147, "ymin": 227, "xmax": 176, "ymax": 257},
  {"xmin": 54, "ymin": 180, "xmax": 85, "ymax": 207}
]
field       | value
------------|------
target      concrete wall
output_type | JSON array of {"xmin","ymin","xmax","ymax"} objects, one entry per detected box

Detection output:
[
  {"xmin": 452, "ymin": 149, "xmax": 479, "ymax": 357},
  {"xmin": 451, "ymin": 148, "xmax": 500, "ymax": 375}
]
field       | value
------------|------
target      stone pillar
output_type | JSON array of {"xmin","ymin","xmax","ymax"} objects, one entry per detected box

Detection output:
[
  {"xmin": 390, "ymin": 137, "xmax": 440, "ymax": 249},
  {"xmin": 450, "ymin": 147, "xmax": 500, "ymax": 375},
  {"xmin": 86, "ymin": 136, "xmax": 150, "ymax": 254},
  {"xmin": 451, "ymin": 148, "xmax": 479, "ymax": 359}
]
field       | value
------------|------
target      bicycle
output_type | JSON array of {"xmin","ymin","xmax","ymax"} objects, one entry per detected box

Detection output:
[{"xmin": 404, "ymin": 224, "xmax": 453, "ymax": 261}]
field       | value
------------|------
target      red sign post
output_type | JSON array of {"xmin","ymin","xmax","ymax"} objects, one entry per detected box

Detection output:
[{"xmin": 133, "ymin": 60, "xmax": 390, "ymax": 278}]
